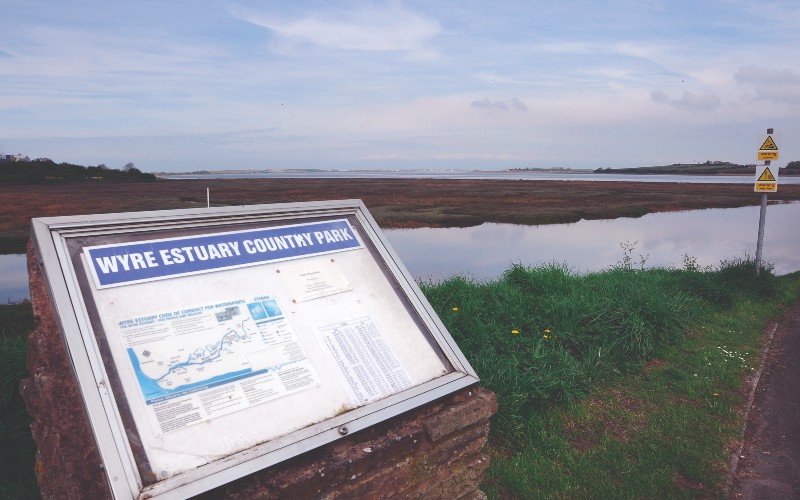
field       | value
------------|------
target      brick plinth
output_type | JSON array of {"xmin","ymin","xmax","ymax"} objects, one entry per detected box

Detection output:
[
  {"xmin": 197, "ymin": 387, "xmax": 497, "ymax": 499},
  {"xmin": 21, "ymin": 241, "xmax": 497, "ymax": 499},
  {"xmin": 20, "ymin": 241, "xmax": 112, "ymax": 499}
]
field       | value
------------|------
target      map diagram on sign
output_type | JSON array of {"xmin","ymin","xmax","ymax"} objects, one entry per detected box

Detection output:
[{"xmin": 119, "ymin": 296, "xmax": 319, "ymax": 433}]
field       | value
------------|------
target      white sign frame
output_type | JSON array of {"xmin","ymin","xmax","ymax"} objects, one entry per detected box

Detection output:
[{"xmin": 31, "ymin": 200, "xmax": 479, "ymax": 499}]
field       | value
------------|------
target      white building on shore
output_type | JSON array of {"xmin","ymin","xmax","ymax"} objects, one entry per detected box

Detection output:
[{"xmin": 2, "ymin": 153, "xmax": 31, "ymax": 162}]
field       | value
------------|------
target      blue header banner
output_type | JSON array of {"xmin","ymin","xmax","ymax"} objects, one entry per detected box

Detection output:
[{"xmin": 85, "ymin": 219, "xmax": 362, "ymax": 288}]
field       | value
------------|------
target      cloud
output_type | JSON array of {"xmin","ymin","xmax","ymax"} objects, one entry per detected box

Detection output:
[
  {"xmin": 471, "ymin": 97, "xmax": 528, "ymax": 112},
  {"xmin": 649, "ymin": 90, "xmax": 721, "ymax": 111},
  {"xmin": 735, "ymin": 65, "xmax": 800, "ymax": 85},
  {"xmin": 650, "ymin": 90, "xmax": 669, "ymax": 104},
  {"xmin": 538, "ymin": 42, "xmax": 596, "ymax": 55},
  {"xmin": 509, "ymin": 98, "xmax": 529, "ymax": 111},
  {"xmin": 734, "ymin": 65, "xmax": 800, "ymax": 104},
  {"xmin": 431, "ymin": 152, "xmax": 530, "ymax": 161},
  {"xmin": 473, "ymin": 71, "xmax": 518, "ymax": 84},
  {"xmin": 236, "ymin": 3, "xmax": 440, "ymax": 56}
]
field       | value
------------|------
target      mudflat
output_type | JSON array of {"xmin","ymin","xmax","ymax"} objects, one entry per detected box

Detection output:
[{"xmin": 2, "ymin": 178, "xmax": 800, "ymax": 252}]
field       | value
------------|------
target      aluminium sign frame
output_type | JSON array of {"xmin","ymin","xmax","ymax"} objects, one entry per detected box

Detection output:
[{"xmin": 31, "ymin": 199, "xmax": 479, "ymax": 499}]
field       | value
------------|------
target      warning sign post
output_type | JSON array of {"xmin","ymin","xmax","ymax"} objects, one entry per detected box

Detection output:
[{"xmin": 754, "ymin": 128, "xmax": 779, "ymax": 275}]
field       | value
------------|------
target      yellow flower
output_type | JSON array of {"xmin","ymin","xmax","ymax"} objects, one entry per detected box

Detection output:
[
  {"xmin": 452, "ymin": 307, "xmax": 459, "ymax": 311},
  {"xmin": 543, "ymin": 334, "xmax": 550, "ymax": 339},
  {"xmin": 544, "ymin": 329, "xmax": 551, "ymax": 333},
  {"xmin": 713, "ymin": 393, "xmax": 719, "ymax": 397},
  {"xmin": 511, "ymin": 329, "xmax": 519, "ymax": 335}
]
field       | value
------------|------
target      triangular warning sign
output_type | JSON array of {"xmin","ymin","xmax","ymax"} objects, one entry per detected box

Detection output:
[
  {"xmin": 760, "ymin": 135, "xmax": 778, "ymax": 150},
  {"xmin": 758, "ymin": 167, "xmax": 776, "ymax": 182}
]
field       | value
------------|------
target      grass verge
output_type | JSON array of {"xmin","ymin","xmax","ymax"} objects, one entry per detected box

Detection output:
[
  {"xmin": 0, "ymin": 300, "xmax": 33, "ymax": 338},
  {"xmin": 421, "ymin": 258, "xmax": 800, "ymax": 498},
  {"xmin": 0, "ymin": 302, "xmax": 38, "ymax": 499},
  {"xmin": 1, "ymin": 260, "xmax": 798, "ymax": 498}
]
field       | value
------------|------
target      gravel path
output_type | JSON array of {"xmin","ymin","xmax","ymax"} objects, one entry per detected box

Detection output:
[{"xmin": 733, "ymin": 301, "xmax": 800, "ymax": 498}]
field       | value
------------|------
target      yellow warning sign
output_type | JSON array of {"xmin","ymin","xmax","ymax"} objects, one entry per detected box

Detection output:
[
  {"xmin": 757, "ymin": 167, "xmax": 776, "ymax": 182},
  {"xmin": 759, "ymin": 135, "xmax": 778, "ymax": 150},
  {"xmin": 758, "ymin": 151, "xmax": 779, "ymax": 161},
  {"xmin": 754, "ymin": 164, "xmax": 779, "ymax": 192}
]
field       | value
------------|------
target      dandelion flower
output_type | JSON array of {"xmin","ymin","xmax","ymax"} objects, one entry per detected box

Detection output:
[
  {"xmin": 543, "ymin": 334, "xmax": 550, "ymax": 339},
  {"xmin": 713, "ymin": 393, "xmax": 719, "ymax": 397},
  {"xmin": 452, "ymin": 307, "xmax": 459, "ymax": 311},
  {"xmin": 544, "ymin": 329, "xmax": 551, "ymax": 333},
  {"xmin": 512, "ymin": 329, "xmax": 519, "ymax": 335}
]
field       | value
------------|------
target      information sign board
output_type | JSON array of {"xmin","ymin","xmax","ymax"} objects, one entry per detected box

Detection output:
[{"xmin": 31, "ymin": 200, "xmax": 478, "ymax": 499}]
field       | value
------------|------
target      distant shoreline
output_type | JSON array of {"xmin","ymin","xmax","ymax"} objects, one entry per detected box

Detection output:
[
  {"xmin": 153, "ymin": 167, "xmax": 595, "ymax": 176},
  {"xmin": 153, "ymin": 164, "xmax": 799, "ymax": 177}
]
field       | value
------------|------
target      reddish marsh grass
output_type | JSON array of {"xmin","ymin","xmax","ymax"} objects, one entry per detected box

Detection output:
[{"xmin": 2, "ymin": 178, "xmax": 799, "ymax": 252}]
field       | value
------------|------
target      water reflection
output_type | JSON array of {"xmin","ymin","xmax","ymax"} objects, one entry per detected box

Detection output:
[
  {"xmin": 0, "ymin": 254, "xmax": 29, "ymax": 302},
  {"xmin": 384, "ymin": 202, "xmax": 800, "ymax": 282},
  {"xmin": 1, "ymin": 203, "xmax": 798, "ymax": 300}
]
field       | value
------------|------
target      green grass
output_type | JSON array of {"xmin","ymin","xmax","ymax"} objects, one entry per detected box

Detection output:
[
  {"xmin": 0, "ymin": 302, "xmax": 38, "ymax": 499},
  {"xmin": 0, "ymin": 301, "xmax": 33, "ymax": 338},
  {"xmin": 1, "ymin": 260, "xmax": 797, "ymax": 498},
  {"xmin": 421, "ymin": 258, "xmax": 798, "ymax": 498}
]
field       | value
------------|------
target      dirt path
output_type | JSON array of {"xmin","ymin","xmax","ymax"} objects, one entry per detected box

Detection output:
[{"xmin": 732, "ymin": 301, "xmax": 800, "ymax": 498}]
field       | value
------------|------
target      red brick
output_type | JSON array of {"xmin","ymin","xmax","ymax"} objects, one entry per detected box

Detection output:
[{"xmin": 423, "ymin": 389, "xmax": 497, "ymax": 442}]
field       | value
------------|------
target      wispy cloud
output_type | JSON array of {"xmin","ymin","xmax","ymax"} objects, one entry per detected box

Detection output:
[
  {"xmin": 735, "ymin": 65, "xmax": 800, "ymax": 85},
  {"xmin": 650, "ymin": 90, "xmax": 721, "ymax": 111},
  {"xmin": 537, "ymin": 42, "xmax": 596, "ymax": 55},
  {"xmin": 234, "ymin": 3, "xmax": 440, "ymax": 58},
  {"xmin": 2, "ymin": 0, "xmax": 799, "ymax": 170},
  {"xmin": 473, "ymin": 71, "xmax": 518, "ymax": 84},
  {"xmin": 471, "ymin": 97, "xmax": 528, "ymax": 112},
  {"xmin": 734, "ymin": 65, "xmax": 800, "ymax": 104}
]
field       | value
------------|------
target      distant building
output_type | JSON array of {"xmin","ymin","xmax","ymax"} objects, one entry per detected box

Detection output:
[{"xmin": 3, "ymin": 154, "xmax": 30, "ymax": 162}]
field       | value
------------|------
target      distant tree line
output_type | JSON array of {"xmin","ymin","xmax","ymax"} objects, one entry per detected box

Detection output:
[
  {"xmin": 0, "ymin": 158, "xmax": 157, "ymax": 184},
  {"xmin": 596, "ymin": 160, "xmax": 799, "ymax": 175}
]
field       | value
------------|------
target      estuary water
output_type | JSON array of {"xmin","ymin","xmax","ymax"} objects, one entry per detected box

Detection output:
[
  {"xmin": 383, "ymin": 202, "xmax": 800, "ymax": 282},
  {"xmin": 2, "ymin": 202, "xmax": 798, "ymax": 301},
  {"xmin": 1, "ymin": 253, "xmax": 28, "ymax": 302}
]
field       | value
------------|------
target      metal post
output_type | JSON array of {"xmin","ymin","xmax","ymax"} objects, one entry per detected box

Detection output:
[
  {"xmin": 755, "ymin": 192, "xmax": 767, "ymax": 276},
  {"xmin": 207, "ymin": 188, "xmax": 210, "ymax": 208},
  {"xmin": 755, "ymin": 127, "xmax": 773, "ymax": 276}
]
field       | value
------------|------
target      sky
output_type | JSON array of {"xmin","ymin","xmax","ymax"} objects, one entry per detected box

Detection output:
[{"xmin": 1, "ymin": 0, "xmax": 799, "ymax": 172}]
